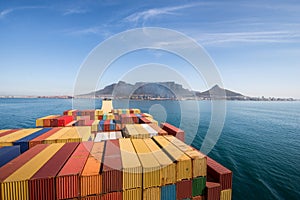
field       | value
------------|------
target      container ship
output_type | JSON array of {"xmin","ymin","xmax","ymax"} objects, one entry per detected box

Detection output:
[{"xmin": 0, "ymin": 100, "xmax": 232, "ymax": 200}]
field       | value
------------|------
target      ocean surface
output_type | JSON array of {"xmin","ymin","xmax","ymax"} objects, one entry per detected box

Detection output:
[{"xmin": 0, "ymin": 98, "xmax": 299, "ymax": 199}]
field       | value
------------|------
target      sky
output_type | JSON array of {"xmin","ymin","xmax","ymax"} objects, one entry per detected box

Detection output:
[{"xmin": 0, "ymin": 0, "xmax": 299, "ymax": 98}]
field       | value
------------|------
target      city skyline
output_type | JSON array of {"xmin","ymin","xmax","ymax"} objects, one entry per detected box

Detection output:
[{"xmin": 0, "ymin": 0, "xmax": 299, "ymax": 98}]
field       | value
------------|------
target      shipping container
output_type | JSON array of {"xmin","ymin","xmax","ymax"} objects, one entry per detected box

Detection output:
[
  {"xmin": 161, "ymin": 123, "xmax": 185, "ymax": 142},
  {"xmin": 29, "ymin": 128, "xmax": 61, "ymax": 148},
  {"xmin": 207, "ymin": 157, "xmax": 232, "ymax": 190},
  {"xmin": 56, "ymin": 128, "xmax": 82, "ymax": 143},
  {"xmin": 13, "ymin": 128, "xmax": 52, "ymax": 153},
  {"xmin": 152, "ymin": 136, "xmax": 192, "ymax": 181},
  {"xmin": 192, "ymin": 176, "xmax": 206, "ymax": 197},
  {"xmin": 109, "ymin": 131, "xmax": 123, "ymax": 140},
  {"xmin": 176, "ymin": 179, "xmax": 192, "ymax": 199},
  {"xmin": 143, "ymin": 187, "xmax": 160, "ymax": 200},
  {"xmin": 92, "ymin": 120, "xmax": 100, "ymax": 132},
  {"xmin": 143, "ymin": 138, "xmax": 176, "ymax": 185},
  {"xmin": 0, "ymin": 129, "xmax": 19, "ymax": 138},
  {"xmin": 43, "ymin": 115, "xmax": 60, "ymax": 127},
  {"xmin": 1, "ymin": 143, "xmax": 64, "ymax": 200},
  {"xmin": 94, "ymin": 132, "xmax": 109, "ymax": 142},
  {"xmin": 119, "ymin": 138, "xmax": 142, "ymax": 190},
  {"xmin": 131, "ymin": 139, "xmax": 160, "ymax": 188},
  {"xmin": 56, "ymin": 142, "xmax": 93, "ymax": 199},
  {"xmin": 192, "ymin": 196, "xmax": 205, "ymax": 200},
  {"xmin": 148, "ymin": 124, "xmax": 167, "ymax": 135},
  {"xmin": 36, "ymin": 115, "xmax": 58, "ymax": 127},
  {"xmin": 206, "ymin": 182, "xmax": 221, "ymax": 200},
  {"xmin": 165, "ymin": 135, "xmax": 207, "ymax": 177},
  {"xmin": 43, "ymin": 127, "xmax": 72, "ymax": 144},
  {"xmin": 161, "ymin": 184, "xmax": 176, "ymax": 200},
  {"xmin": 57, "ymin": 115, "xmax": 74, "ymax": 127},
  {"xmin": 102, "ymin": 191, "xmax": 122, "ymax": 200},
  {"xmin": 220, "ymin": 189, "xmax": 232, "ymax": 200},
  {"xmin": 102, "ymin": 140, "xmax": 122, "ymax": 193},
  {"xmin": 29, "ymin": 142, "xmax": 79, "ymax": 200},
  {"xmin": 0, "ymin": 128, "xmax": 42, "ymax": 146},
  {"xmin": 141, "ymin": 124, "xmax": 158, "ymax": 137},
  {"xmin": 81, "ymin": 142, "xmax": 104, "ymax": 196},
  {"xmin": 0, "ymin": 146, "xmax": 20, "ymax": 167},
  {"xmin": 0, "ymin": 145, "xmax": 49, "ymax": 200},
  {"xmin": 81, "ymin": 195, "xmax": 101, "ymax": 200},
  {"xmin": 123, "ymin": 188, "xmax": 142, "ymax": 200}
]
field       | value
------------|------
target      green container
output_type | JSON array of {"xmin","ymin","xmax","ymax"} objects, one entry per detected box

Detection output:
[{"xmin": 192, "ymin": 176, "xmax": 206, "ymax": 197}]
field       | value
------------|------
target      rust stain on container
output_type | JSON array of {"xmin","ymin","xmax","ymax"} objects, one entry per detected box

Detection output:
[
  {"xmin": 102, "ymin": 140, "xmax": 122, "ymax": 193},
  {"xmin": 29, "ymin": 142, "xmax": 79, "ymax": 200},
  {"xmin": 80, "ymin": 142, "xmax": 104, "ymax": 197},
  {"xmin": 56, "ymin": 142, "xmax": 93, "ymax": 199}
]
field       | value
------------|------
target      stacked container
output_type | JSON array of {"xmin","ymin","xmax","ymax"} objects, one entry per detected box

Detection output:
[{"xmin": 161, "ymin": 122, "xmax": 185, "ymax": 142}]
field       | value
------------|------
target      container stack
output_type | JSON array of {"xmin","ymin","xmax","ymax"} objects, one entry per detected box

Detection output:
[{"xmin": 161, "ymin": 122, "xmax": 185, "ymax": 142}]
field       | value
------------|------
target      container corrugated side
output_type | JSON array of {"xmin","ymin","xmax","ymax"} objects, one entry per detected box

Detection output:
[
  {"xmin": 91, "ymin": 120, "xmax": 100, "ymax": 132},
  {"xmin": 29, "ymin": 142, "xmax": 79, "ymax": 200},
  {"xmin": 192, "ymin": 196, "xmax": 205, "ymax": 200},
  {"xmin": 161, "ymin": 184, "xmax": 176, "ymax": 200},
  {"xmin": 176, "ymin": 179, "xmax": 192, "ymax": 199},
  {"xmin": 13, "ymin": 128, "xmax": 52, "ymax": 153},
  {"xmin": 143, "ymin": 187, "xmax": 160, "ymax": 200},
  {"xmin": 134, "ymin": 124, "xmax": 150, "ymax": 139},
  {"xmin": 131, "ymin": 139, "xmax": 160, "ymax": 188},
  {"xmin": 0, "ymin": 128, "xmax": 42, "ymax": 146},
  {"xmin": 161, "ymin": 123, "xmax": 185, "ymax": 141},
  {"xmin": 165, "ymin": 135, "xmax": 207, "ymax": 177},
  {"xmin": 102, "ymin": 191, "xmax": 122, "ymax": 200},
  {"xmin": 152, "ymin": 136, "xmax": 192, "ymax": 181},
  {"xmin": 80, "ymin": 142, "xmax": 104, "ymax": 197},
  {"xmin": 0, "ymin": 146, "xmax": 20, "ymax": 167},
  {"xmin": 81, "ymin": 195, "xmax": 101, "ymax": 200},
  {"xmin": 0, "ymin": 144, "xmax": 48, "ymax": 200},
  {"xmin": 1, "ymin": 143, "xmax": 64, "ymax": 200},
  {"xmin": 36, "ymin": 115, "xmax": 57, "ymax": 127},
  {"xmin": 207, "ymin": 157, "xmax": 232, "ymax": 190},
  {"xmin": 29, "ymin": 128, "xmax": 61, "ymax": 148},
  {"xmin": 122, "ymin": 188, "xmax": 142, "ymax": 200},
  {"xmin": 143, "ymin": 138, "xmax": 176, "ymax": 185},
  {"xmin": 206, "ymin": 182, "xmax": 221, "ymax": 200},
  {"xmin": 56, "ymin": 127, "xmax": 82, "ymax": 143},
  {"xmin": 119, "ymin": 138, "xmax": 142, "ymax": 190},
  {"xmin": 56, "ymin": 142, "xmax": 93, "ymax": 200},
  {"xmin": 220, "ymin": 189, "xmax": 232, "ymax": 200},
  {"xmin": 102, "ymin": 140, "xmax": 122, "ymax": 193},
  {"xmin": 192, "ymin": 176, "xmax": 206, "ymax": 197}
]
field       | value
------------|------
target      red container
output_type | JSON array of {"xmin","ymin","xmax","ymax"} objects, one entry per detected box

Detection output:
[
  {"xmin": 0, "ymin": 129, "xmax": 19, "ymax": 138},
  {"xmin": 161, "ymin": 123, "xmax": 185, "ymax": 142},
  {"xmin": 81, "ymin": 195, "xmax": 101, "ymax": 200},
  {"xmin": 176, "ymin": 179, "xmax": 192, "ymax": 199},
  {"xmin": 29, "ymin": 128, "xmax": 61, "ymax": 148},
  {"xmin": 50, "ymin": 116, "xmax": 61, "ymax": 127},
  {"xmin": 85, "ymin": 120, "xmax": 94, "ymax": 126},
  {"xmin": 206, "ymin": 182, "xmax": 221, "ymax": 200},
  {"xmin": 207, "ymin": 157, "xmax": 232, "ymax": 190},
  {"xmin": 98, "ymin": 115, "xmax": 103, "ymax": 120},
  {"xmin": 29, "ymin": 143, "xmax": 79, "ymax": 200},
  {"xmin": 0, "ymin": 144, "xmax": 49, "ymax": 200},
  {"xmin": 102, "ymin": 140, "xmax": 122, "ymax": 193},
  {"xmin": 63, "ymin": 110, "xmax": 70, "ymax": 115},
  {"xmin": 56, "ymin": 142, "xmax": 93, "ymax": 199},
  {"xmin": 43, "ymin": 116, "xmax": 58, "ymax": 127},
  {"xmin": 57, "ymin": 116, "xmax": 74, "ymax": 127},
  {"xmin": 102, "ymin": 191, "xmax": 122, "ymax": 200}
]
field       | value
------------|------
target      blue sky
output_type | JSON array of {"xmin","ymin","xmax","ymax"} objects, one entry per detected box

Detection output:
[{"xmin": 0, "ymin": 0, "xmax": 299, "ymax": 98}]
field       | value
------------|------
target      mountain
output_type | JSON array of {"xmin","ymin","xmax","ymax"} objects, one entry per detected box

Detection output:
[{"xmin": 82, "ymin": 81, "xmax": 246, "ymax": 100}]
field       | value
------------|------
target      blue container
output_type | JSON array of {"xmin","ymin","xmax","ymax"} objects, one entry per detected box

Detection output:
[
  {"xmin": 98, "ymin": 120, "xmax": 105, "ymax": 131},
  {"xmin": 109, "ymin": 120, "xmax": 115, "ymax": 130},
  {"xmin": 0, "ymin": 146, "xmax": 21, "ymax": 167},
  {"xmin": 161, "ymin": 184, "xmax": 176, "ymax": 200},
  {"xmin": 13, "ymin": 128, "xmax": 52, "ymax": 153}
]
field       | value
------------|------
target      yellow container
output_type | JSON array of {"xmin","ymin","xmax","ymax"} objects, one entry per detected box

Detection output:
[
  {"xmin": 143, "ymin": 113, "xmax": 152, "ymax": 118},
  {"xmin": 81, "ymin": 142, "xmax": 104, "ymax": 196},
  {"xmin": 133, "ymin": 125, "xmax": 150, "ymax": 139},
  {"xmin": 0, "ymin": 128, "xmax": 42, "ymax": 146},
  {"xmin": 56, "ymin": 128, "xmax": 82, "ymax": 143},
  {"xmin": 164, "ymin": 135, "xmax": 207, "ymax": 177},
  {"xmin": 119, "ymin": 138, "xmax": 142, "ymax": 190},
  {"xmin": 95, "ymin": 109, "xmax": 103, "ymax": 116},
  {"xmin": 125, "ymin": 125, "xmax": 150, "ymax": 139},
  {"xmin": 0, "ymin": 129, "xmax": 9, "ymax": 134},
  {"xmin": 67, "ymin": 109, "xmax": 77, "ymax": 116},
  {"xmin": 133, "ymin": 109, "xmax": 141, "ymax": 114},
  {"xmin": 75, "ymin": 126, "xmax": 92, "ymax": 141},
  {"xmin": 43, "ymin": 127, "xmax": 72, "ymax": 144},
  {"xmin": 91, "ymin": 120, "xmax": 100, "ymax": 132},
  {"xmin": 36, "ymin": 115, "xmax": 57, "ymax": 127},
  {"xmin": 143, "ymin": 187, "xmax": 160, "ymax": 200},
  {"xmin": 143, "ymin": 138, "xmax": 176, "ymax": 185},
  {"xmin": 152, "ymin": 136, "xmax": 192, "ymax": 181},
  {"xmin": 131, "ymin": 139, "xmax": 160, "ymax": 188},
  {"xmin": 220, "ymin": 189, "xmax": 232, "ymax": 200},
  {"xmin": 123, "ymin": 188, "xmax": 142, "ymax": 200},
  {"xmin": 1, "ymin": 143, "xmax": 64, "ymax": 200}
]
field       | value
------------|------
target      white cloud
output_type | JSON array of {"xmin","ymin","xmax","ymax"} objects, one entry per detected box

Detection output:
[
  {"xmin": 0, "ymin": 6, "xmax": 46, "ymax": 19},
  {"xmin": 124, "ymin": 3, "xmax": 208, "ymax": 24},
  {"xmin": 63, "ymin": 8, "xmax": 87, "ymax": 16}
]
